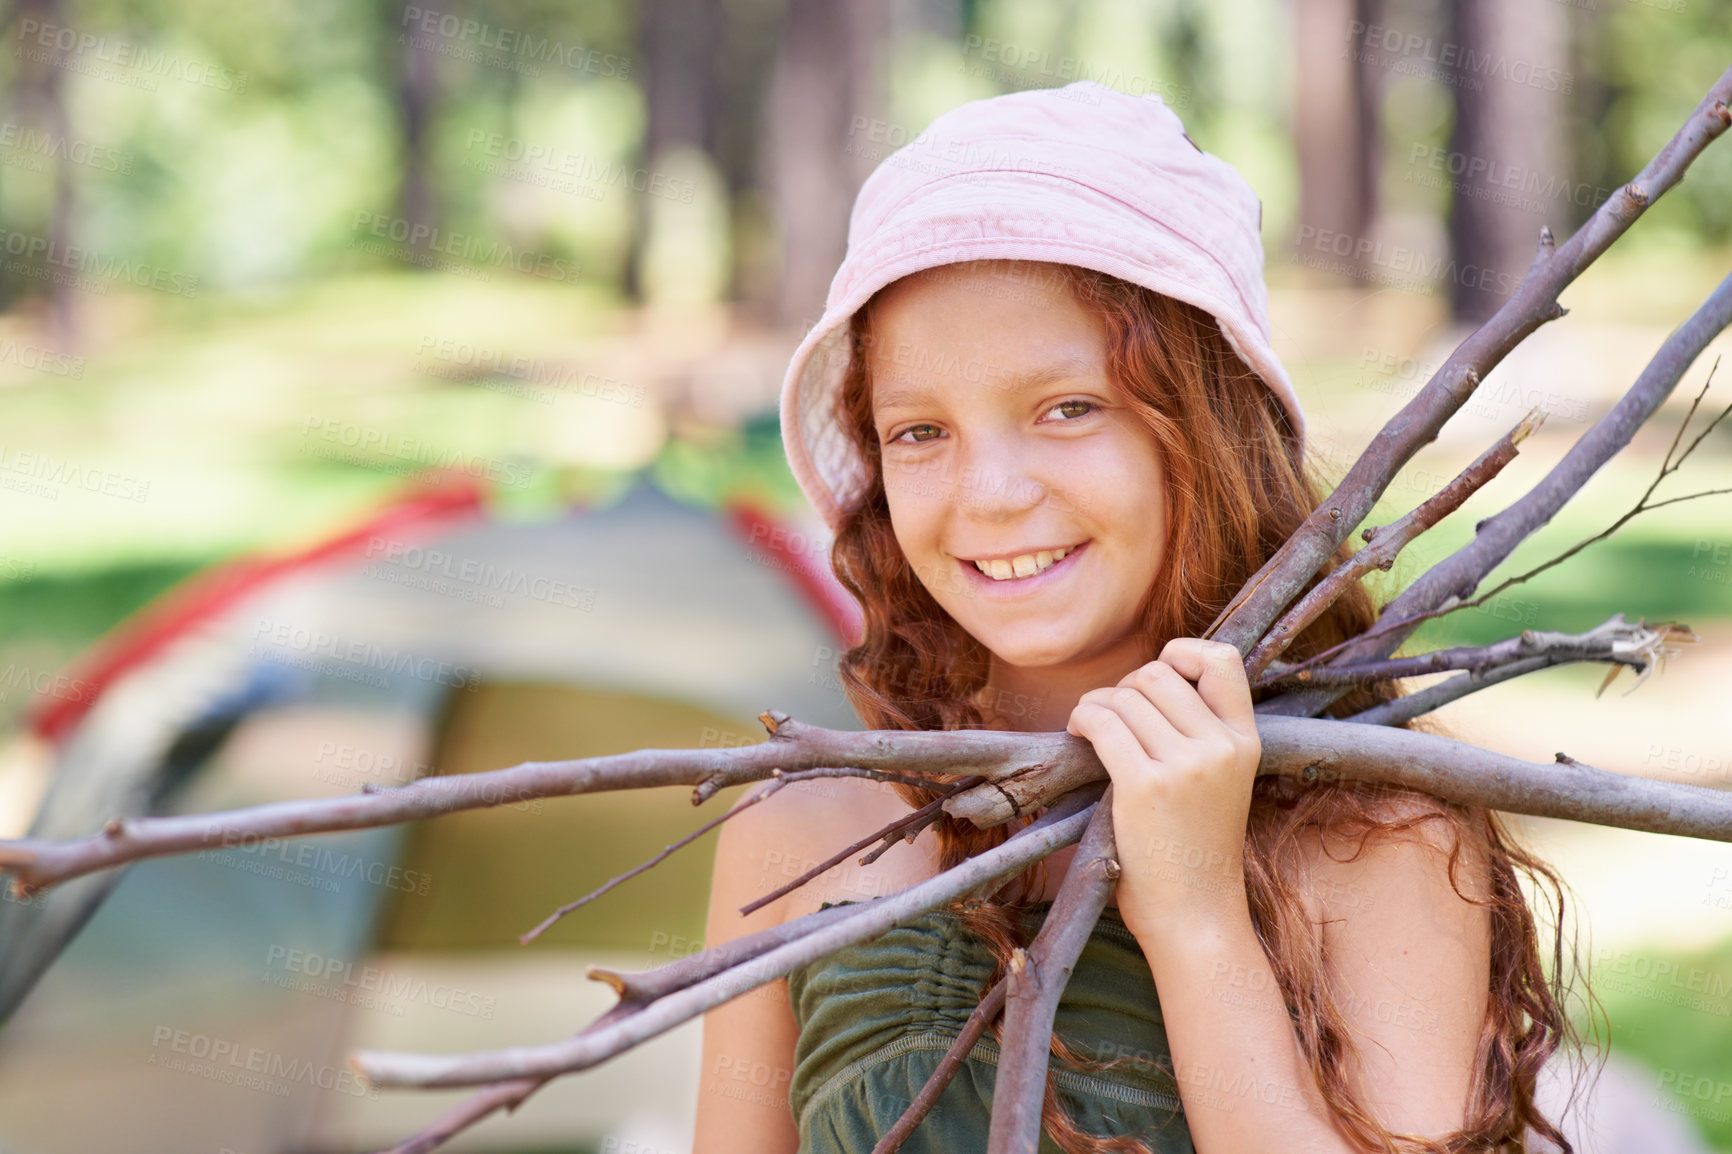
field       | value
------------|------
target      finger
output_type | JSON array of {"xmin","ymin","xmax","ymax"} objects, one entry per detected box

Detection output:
[
  {"xmin": 1066, "ymin": 701, "xmax": 1161, "ymax": 783},
  {"xmin": 1119, "ymin": 660, "xmax": 1219, "ymax": 741},
  {"xmin": 1077, "ymin": 683, "xmax": 1184, "ymax": 762},
  {"xmin": 1157, "ymin": 638, "xmax": 1258, "ymax": 738}
]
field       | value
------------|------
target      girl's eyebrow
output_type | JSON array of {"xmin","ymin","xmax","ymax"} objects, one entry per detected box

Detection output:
[{"xmin": 873, "ymin": 357, "xmax": 1096, "ymax": 412}]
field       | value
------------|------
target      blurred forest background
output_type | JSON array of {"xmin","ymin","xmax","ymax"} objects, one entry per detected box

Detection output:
[{"xmin": 1, "ymin": 0, "xmax": 1731, "ymax": 1151}]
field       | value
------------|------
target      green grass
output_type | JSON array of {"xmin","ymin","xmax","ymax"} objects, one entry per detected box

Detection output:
[{"xmin": 1577, "ymin": 931, "xmax": 1732, "ymax": 1149}]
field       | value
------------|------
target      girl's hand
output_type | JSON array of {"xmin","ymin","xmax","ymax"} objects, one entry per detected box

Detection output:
[{"xmin": 1065, "ymin": 638, "xmax": 1261, "ymax": 941}]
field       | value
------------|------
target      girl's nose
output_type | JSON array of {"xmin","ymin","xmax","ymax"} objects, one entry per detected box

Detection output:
[{"xmin": 956, "ymin": 443, "xmax": 1050, "ymax": 522}]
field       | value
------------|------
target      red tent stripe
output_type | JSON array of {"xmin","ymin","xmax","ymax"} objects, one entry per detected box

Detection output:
[
  {"xmin": 30, "ymin": 481, "xmax": 487, "ymax": 744},
  {"xmin": 723, "ymin": 499, "xmax": 864, "ymax": 651}
]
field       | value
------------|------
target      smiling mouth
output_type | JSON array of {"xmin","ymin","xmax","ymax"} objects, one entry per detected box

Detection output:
[{"xmin": 965, "ymin": 543, "xmax": 1084, "ymax": 582}]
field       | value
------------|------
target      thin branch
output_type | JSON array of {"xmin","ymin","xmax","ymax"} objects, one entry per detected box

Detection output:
[
  {"xmin": 521, "ymin": 765, "xmax": 956, "ymax": 943},
  {"xmin": 1343, "ymin": 657, "xmax": 1555, "ymax": 727},
  {"xmin": 1255, "ymin": 615, "xmax": 1690, "ymax": 691},
  {"xmin": 1244, "ymin": 408, "xmax": 1542, "ymax": 680},
  {"xmin": 12, "ymin": 706, "xmax": 1732, "ymax": 901},
  {"xmin": 872, "ymin": 976, "xmax": 1010, "ymax": 1154},
  {"xmin": 1262, "ymin": 292, "xmax": 1732, "ymax": 718},
  {"xmin": 938, "ymin": 714, "xmax": 1732, "ymax": 839},
  {"xmin": 350, "ymin": 789, "xmax": 1106, "ymax": 1088},
  {"xmin": 0, "ymin": 713, "xmax": 1082, "ymax": 896},
  {"xmin": 1206, "ymin": 71, "xmax": 1732, "ymax": 654},
  {"xmin": 739, "ymin": 775, "xmax": 986, "ymax": 917},
  {"xmin": 376, "ymin": 899, "xmax": 873, "ymax": 1154},
  {"xmin": 988, "ymin": 787, "xmax": 1121, "ymax": 1154},
  {"xmin": 350, "ymin": 717, "xmax": 1732, "ymax": 1095}
]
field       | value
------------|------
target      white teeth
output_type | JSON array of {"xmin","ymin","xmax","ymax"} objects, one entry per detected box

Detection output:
[{"xmin": 971, "ymin": 546, "xmax": 1078, "ymax": 581}]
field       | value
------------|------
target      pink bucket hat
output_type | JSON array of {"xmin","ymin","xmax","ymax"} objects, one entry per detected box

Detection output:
[{"xmin": 778, "ymin": 80, "xmax": 1303, "ymax": 533}]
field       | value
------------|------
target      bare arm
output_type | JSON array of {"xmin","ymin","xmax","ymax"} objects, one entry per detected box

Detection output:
[
  {"xmin": 692, "ymin": 792, "xmax": 805, "ymax": 1154},
  {"xmin": 1132, "ymin": 800, "xmax": 1491, "ymax": 1152},
  {"xmin": 693, "ymin": 776, "xmax": 930, "ymax": 1154},
  {"xmin": 1069, "ymin": 639, "xmax": 1492, "ymax": 1152}
]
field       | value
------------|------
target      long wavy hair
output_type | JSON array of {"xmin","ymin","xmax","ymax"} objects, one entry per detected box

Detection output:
[{"xmin": 825, "ymin": 261, "xmax": 1601, "ymax": 1153}]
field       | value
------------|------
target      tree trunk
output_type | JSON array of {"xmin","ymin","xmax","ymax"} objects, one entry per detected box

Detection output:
[
  {"xmin": 1293, "ymin": 0, "xmax": 1381, "ymax": 275},
  {"xmin": 626, "ymin": 0, "xmax": 724, "ymax": 302},
  {"xmin": 763, "ymin": 0, "xmax": 889, "ymax": 330},
  {"xmin": 395, "ymin": 0, "xmax": 439, "ymax": 262},
  {"xmin": 1446, "ymin": 0, "xmax": 1568, "ymax": 323}
]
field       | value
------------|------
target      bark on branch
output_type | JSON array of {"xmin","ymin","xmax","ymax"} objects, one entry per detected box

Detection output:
[
  {"xmin": 1206, "ymin": 69, "xmax": 1732, "ymax": 655},
  {"xmin": 1262, "ymin": 267, "xmax": 1732, "ymax": 718},
  {"xmin": 350, "ymin": 789, "xmax": 1105, "ymax": 1088},
  {"xmin": 987, "ymin": 788, "xmax": 1122, "ymax": 1154},
  {"xmin": 1256, "ymin": 614, "xmax": 1688, "ymax": 690}
]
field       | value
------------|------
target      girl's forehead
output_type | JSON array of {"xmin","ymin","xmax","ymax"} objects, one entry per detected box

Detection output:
[{"xmin": 870, "ymin": 354, "xmax": 1103, "ymax": 413}]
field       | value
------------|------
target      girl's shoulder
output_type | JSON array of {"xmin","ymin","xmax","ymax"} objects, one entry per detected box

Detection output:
[{"xmin": 710, "ymin": 775, "xmax": 944, "ymax": 928}]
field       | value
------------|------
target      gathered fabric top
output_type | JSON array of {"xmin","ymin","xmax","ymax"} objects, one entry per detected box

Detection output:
[{"xmin": 783, "ymin": 898, "xmax": 1196, "ymax": 1154}]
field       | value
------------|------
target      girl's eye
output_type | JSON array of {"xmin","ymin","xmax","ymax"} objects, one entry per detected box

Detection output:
[
  {"xmin": 1046, "ymin": 399, "xmax": 1095, "ymax": 421},
  {"xmin": 888, "ymin": 423, "xmax": 943, "ymax": 445}
]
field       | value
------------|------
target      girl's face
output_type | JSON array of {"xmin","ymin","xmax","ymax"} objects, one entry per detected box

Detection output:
[{"xmin": 866, "ymin": 260, "xmax": 1169, "ymax": 672}]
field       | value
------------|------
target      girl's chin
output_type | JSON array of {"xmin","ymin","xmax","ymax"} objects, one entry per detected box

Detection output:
[{"xmin": 971, "ymin": 629, "xmax": 1102, "ymax": 670}]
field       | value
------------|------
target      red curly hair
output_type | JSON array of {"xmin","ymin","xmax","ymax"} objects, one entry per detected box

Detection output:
[{"xmin": 823, "ymin": 260, "xmax": 1601, "ymax": 1153}]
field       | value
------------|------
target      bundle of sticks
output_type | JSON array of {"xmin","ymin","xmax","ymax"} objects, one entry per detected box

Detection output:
[{"xmin": 4, "ymin": 67, "xmax": 1732, "ymax": 1154}]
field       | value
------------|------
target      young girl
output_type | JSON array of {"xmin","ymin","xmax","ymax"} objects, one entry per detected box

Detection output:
[{"xmin": 695, "ymin": 82, "xmax": 1582, "ymax": 1154}]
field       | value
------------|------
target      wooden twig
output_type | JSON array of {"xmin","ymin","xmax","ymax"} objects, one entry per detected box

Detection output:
[
  {"xmin": 872, "ymin": 976, "xmax": 1010, "ymax": 1154},
  {"xmin": 987, "ymin": 787, "xmax": 1121, "ymax": 1154},
  {"xmin": 521, "ymin": 765, "xmax": 954, "ymax": 943},
  {"xmin": 377, "ymin": 899, "xmax": 872, "ymax": 1154},
  {"xmin": 1255, "ymin": 614, "xmax": 1688, "ymax": 690},
  {"xmin": 738, "ymin": 775, "xmax": 986, "ymax": 916},
  {"xmin": 1254, "ymin": 365, "xmax": 1729, "ymax": 697},
  {"xmin": 349, "ymin": 789, "xmax": 1106, "ymax": 1089},
  {"xmin": 372, "ymin": 1079, "xmax": 542, "ymax": 1154},
  {"xmin": 1343, "ymin": 656, "xmax": 1555, "ymax": 727},
  {"xmin": 0, "ymin": 714, "xmax": 1081, "ymax": 896},
  {"xmin": 9, "ymin": 710, "xmax": 1732, "ymax": 897},
  {"xmin": 1205, "ymin": 70, "xmax": 1732, "ymax": 654},
  {"xmin": 1243, "ymin": 409, "xmax": 1542, "ymax": 680},
  {"xmin": 937, "ymin": 715, "xmax": 1732, "ymax": 838},
  {"xmin": 1262, "ymin": 272, "xmax": 1732, "ymax": 718}
]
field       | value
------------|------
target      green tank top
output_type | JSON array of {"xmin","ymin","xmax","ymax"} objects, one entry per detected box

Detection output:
[{"xmin": 784, "ymin": 899, "xmax": 1195, "ymax": 1154}]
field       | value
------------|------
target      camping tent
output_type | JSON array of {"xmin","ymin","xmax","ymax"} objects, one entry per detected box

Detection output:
[{"xmin": 0, "ymin": 475, "xmax": 863, "ymax": 1154}]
